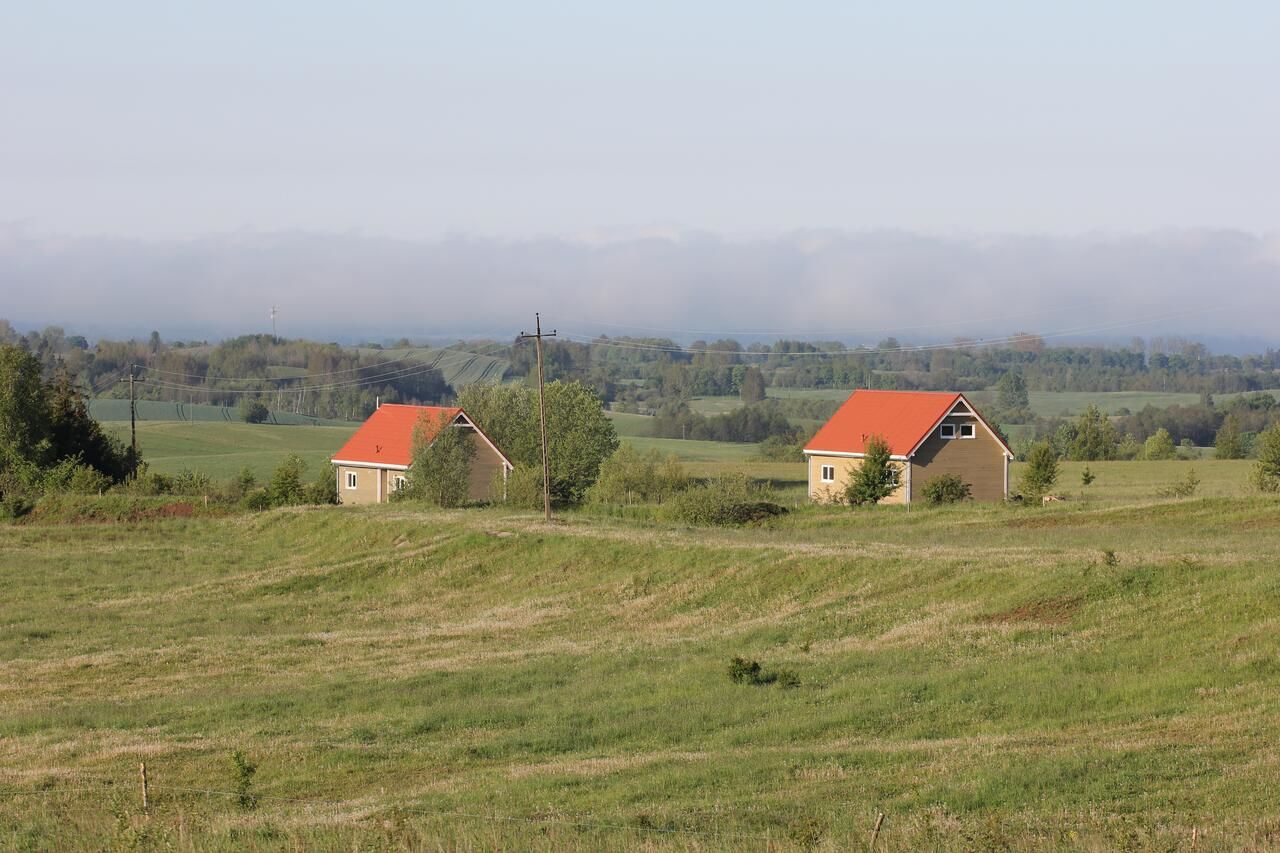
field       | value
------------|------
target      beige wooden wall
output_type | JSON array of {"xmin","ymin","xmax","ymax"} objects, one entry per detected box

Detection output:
[
  {"xmin": 909, "ymin": 414, "xmax": 1007, "ymax": 501},
  {"xmin": 807, "ymin": 455, "xmax": 907, "ymax": 505}
]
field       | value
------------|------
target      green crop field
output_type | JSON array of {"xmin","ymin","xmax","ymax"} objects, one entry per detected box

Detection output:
[
  {"xmin": 3, "ymin": 476, "xmax": 1279, "ymax": 850},
  {"xmin": 353, "ymin": 346, "xmax": 509, "ymax": 388},
  {"xmin": 90, "ymin": 398, "xmax": 356, "ymax": 428}
]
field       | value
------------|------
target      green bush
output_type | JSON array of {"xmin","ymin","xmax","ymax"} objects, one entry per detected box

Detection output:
[
  {"xmin": 268, "ymin": 455, "xmax": 308, "ymax": 506},
  {"xmin": 921, "ymin": 473, "xmax": 971, "ymax": 505},
  {"xmin": 238, "ymin": 399, "xmax": 270, "ymax": 424},
  {"xmin": 1019, "ymin": 441, "xmax": 1059, "ymax": 499},
  {"xmin": 665, "ymin": 474, "xmax": 787, "ymax": 527},
  {"xmin": 39, "ymin": 458, "xmax": 111, "ymax": 495},
  {"xmin": 0, "ymin": 495, "xmax": 34, "ymax": 520},
  {"xmin": 1156, "ymin": 468, "xmax": 1200, "ymax": 499},
  {"xmin": 588, "ymin": 445, "xmax": 689, "ymax": 505},
  {"xmin": 1252, "ymin": 425, "xmax": 1280, "ymax": 493},
  {"xmin": 171, "ymin": 469, "xmax": 213, "ymax": 495},
  {"xmin": 241, "ymin": 489, "xmax": 272, "ymax": 511},
  {"xmin": 844, "ymin": 436, "xmax": 899, "ymax": 506},
  {"xmin": 728, "ymin": 656, "xmax": 799, "ymax": 688}
]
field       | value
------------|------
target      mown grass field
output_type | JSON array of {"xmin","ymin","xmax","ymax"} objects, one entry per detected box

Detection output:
[
  {"xmin": 102, "ymin": 422, "xmax": 358, "ymax": 482},
  {"xmin": 3, "ymin": 483, "xmax": 1279, "ymax": 850}
]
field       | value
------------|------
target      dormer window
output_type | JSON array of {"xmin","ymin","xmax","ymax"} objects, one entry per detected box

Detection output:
[{"xmin": 939, "ymin": 423, "xmax": 956, "ymax": 439}]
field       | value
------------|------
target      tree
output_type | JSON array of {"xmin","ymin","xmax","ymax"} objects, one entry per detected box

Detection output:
[
  {"xmin": 239, "ymin": 398, "xmax": 270, "ymax": 424},
  {"xmin": 993, "ymin": 371, "xmax": 1033, "ymax": 422},
  {"xmin": 844, "ymin": 435, "xmax": 899, "ymax": 506},
  {"xmin": 268, "ymin": 454, "xmax": 308, "ymax": 505},
  {"xmin": 739, "ymin": 367, "xmax": 766, "ymax": 405},
  {"xmin": 1214, "ymin": 414, "xmax": 1248, "ymax": 460},
  {"xmin": 1069, "ymin": 404, "xmax": 1119, "ymax": 461},
  {"xmin": 1143, "ymin": 428, "xmax": 1177, "ymax": 461},
  {"xmin": 0, "ymin": 345, "xmax": 51, "ymax": 473},
  {"xmin": 456, "ymin": 380, "xmax": 618, "ymax": 505},
  {"xmin": 402, "ymin": 412, "xmax": 476, "ymax": 507},
  {"xmin": 1251, "ymin": 424, "xmax": 1280, "ymax": 493},
  {"xmin": 1019, "ymin": 441, "xmax": 1059, "ymax": 499},
  {"xmin": 921, "ymin": 473, "xmax": 971, "ymax": 505}
]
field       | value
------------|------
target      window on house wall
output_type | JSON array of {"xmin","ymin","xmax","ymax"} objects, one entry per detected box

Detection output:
[
  {"xmin": 959, "ymin": 423, "xmax": 976, "ymax": 439},
  {"xmin": 820, "ymin": 464, "xmax": 835, "ymax": 482},
  {"xmin": 394, "ymin": 476, "xmax": 407, "ymax": 491},
  {"xmin": 939, "ymin": 423, "xmax": 956, "ymax": 439},
  {"xmin": 346, "ymin": 471, "xmax": 357, "ymax": 489}
]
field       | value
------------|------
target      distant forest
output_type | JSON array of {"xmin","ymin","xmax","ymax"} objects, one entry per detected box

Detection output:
[{"xmin": 4, "ymin": 320, "xmax": 1280, "ymax": 450}]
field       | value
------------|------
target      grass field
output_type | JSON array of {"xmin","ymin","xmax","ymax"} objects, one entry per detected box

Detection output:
[
  {"xmin": 103, "ymin": 422, "xmax": 358, "ymax": 482},
  {"xmin": 3, "ymin": 482, "xmax": 1279, "ymax": 849}
]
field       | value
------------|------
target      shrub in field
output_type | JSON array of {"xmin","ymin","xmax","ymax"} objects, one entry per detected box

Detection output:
[
  {"xmin": 728, "ymin": 656, "xmax": 800, "ymax": 688},
  {"xmin": 921, "ymin": 473, "xmax": 971, "ymax": 505},
  {"xmin": 303, "ymin": 470, "xmax": 338, "ymax": 505},
  {"xmin": 844, "ymin": 435, "xmax": 899, "ymax": 507},
  {"xmin": 1251, "ymin": 425, "xmax": 1280, "ymax": 493},
  {"xmin": 241, "ymin": 488, "xmax": 272, "ymax": 511},
  {"xmin": 39, "ymin": 458, "xmax": 111, "ymax": 495},
  {"xmin": 1157, "ymin": 468, "xmax": 1200, "ymax": 499},
  {"xmin": 666, "ymin": 474, "xmax": 786, "ymax": 526},
  {"xmin": 171, "ymin": 469, "xmax": 213, "ymax": 496},
  {"xmin": 588, "ymin": 445, "xmax": 689, "ymax": 505},
  {"xmin": 1019, "ymin": 441, "xmax": 1059, "ymax": 499},
  {"xmin": 268, "ymin": 454, "xmax": 308, "ymax": 506},
  {"xmin": 231, "ymin": 751, "xmax": 258, "ymax": 810},
  {"xmin": 0, "ymin": 495, "xmax": 34, "ymax": 520},
  {"xmin": 117, "ymin": 465, "xmax": 174, "ymax": 496}
]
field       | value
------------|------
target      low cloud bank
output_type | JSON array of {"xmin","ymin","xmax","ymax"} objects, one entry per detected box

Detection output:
[{"xmin": 2, "ymin": 226, "xmax": 1277, "ymax": 348}]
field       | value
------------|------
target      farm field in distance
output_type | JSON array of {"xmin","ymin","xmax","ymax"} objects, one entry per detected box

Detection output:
[{"xmin": 3, "ymin": 486, "xmax": 1280, "ymax": 849}]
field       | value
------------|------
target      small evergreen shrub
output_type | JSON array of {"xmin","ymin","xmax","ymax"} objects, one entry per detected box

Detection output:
[
  {"xmin": 728, "ymin": 656, "xmax": 800, "ymax": 688},
  {"xmin": 1157, "ymin": 468, "xmax": 1200, "ymax": 499},
  {"xmin": 921, "ymin": 474, "xmax": 971, "ymax": 505},
  {"xmin": 231, "ymin": 751, "xmax": 258, "ymax": 810}
]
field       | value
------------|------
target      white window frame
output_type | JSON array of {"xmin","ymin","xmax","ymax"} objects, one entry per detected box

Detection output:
[
  {"xmin": 958, "ymin": 422, "xmax": 976, "ymax": 439},
  {"xmin": 345, "ymin": 471, "xmax": 358, "ymax": 490},
  {"xmin": 820, "ymin": 464, "xmax": 835, "ymax": 483},
  {"xmin": 393, "ymin": 475, "xmax": 407, "ymax": 491},
  {"xmin": 939, "ymin": 423, "xmax": 956, "ymax": 440}
]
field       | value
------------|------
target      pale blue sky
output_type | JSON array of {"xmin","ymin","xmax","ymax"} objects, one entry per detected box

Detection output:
[{"xmin": 4, "ymin": 1, "xmax": 1278, "ymax": 238}]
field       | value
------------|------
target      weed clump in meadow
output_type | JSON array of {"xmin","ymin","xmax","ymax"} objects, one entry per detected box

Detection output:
[
  {"xmin": 230, "ymin": 750, "xmax": 258, "ymax": 810},
  {"xmin": 728, "ymin": 656, "xmax": 799, "ymax": 688}
]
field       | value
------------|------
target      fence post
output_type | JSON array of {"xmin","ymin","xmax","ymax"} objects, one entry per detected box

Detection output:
[
  {"xmin": 869, "ymin": 811, "xmax": 884, "ymax": 850},
  {"xmin": 140, "ymin": 762, "xmax": 149, "ymax": 814}
]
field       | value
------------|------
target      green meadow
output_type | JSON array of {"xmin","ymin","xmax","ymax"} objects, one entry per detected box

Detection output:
[{"xmin": 3, "ymin": 484, "xmax": 1279, "ymax": 850}]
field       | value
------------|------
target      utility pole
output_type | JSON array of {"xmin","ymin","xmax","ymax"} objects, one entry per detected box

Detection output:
[
  {"xmin": 518, "ymin": 313, "xmax": 556, "ymax": 521},
  {"xmin": 270, "ymin": 305, "xmax": 278, "ymax": 342},
  {"xmin": 120, "ymin": 364, "xmax": 139, "ymax": 476}
]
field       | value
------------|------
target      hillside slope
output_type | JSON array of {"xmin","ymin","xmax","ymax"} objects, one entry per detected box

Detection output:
[{"xmin": 2, "ymin": 499, "xmax": 1279, "ymax": 849}]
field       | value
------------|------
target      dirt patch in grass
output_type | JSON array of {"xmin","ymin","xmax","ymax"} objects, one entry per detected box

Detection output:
[{"xmin": 980, "ymin": 595, "xmax": 1082, "ymax": 625}]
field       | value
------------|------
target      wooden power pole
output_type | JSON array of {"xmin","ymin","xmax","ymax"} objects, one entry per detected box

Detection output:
[
  {"xmin": 519, "ymin": 314, "xmax": 556, "ymax": 521},
  {"xmin": 120, "ymin": 364, "xmax": 139, "ymax": 476}
]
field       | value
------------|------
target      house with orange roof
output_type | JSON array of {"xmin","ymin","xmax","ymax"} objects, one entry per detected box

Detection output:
[
  {"xmin": 330, "ymin": 404, "xmax": 513, "ymax": 505},
  {"xmin": 803, "ymin": 390, "xmax": 1013, "ymax": 504}
]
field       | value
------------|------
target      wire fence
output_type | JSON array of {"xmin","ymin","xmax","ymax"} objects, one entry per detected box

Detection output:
[{"xmin": 0, "ymin": 767, "xmax": 845, "ymax": 847}]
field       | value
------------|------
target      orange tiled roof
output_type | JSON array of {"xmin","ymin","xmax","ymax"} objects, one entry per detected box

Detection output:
[
  {"xmin": 804, "ymin": 390, "xmax": 967, "ymax": 457},
  {"xmin": 331, "ymin": 404, "xmax": 463, "ymax": 467}
]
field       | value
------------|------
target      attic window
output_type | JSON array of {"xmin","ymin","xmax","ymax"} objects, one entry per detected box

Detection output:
[
  {"xmin": 939, "ymin": 424, "xmax": 956, "ymax": 440},
  {"xmin": 959, "ymin": 423, "xmax": 976, "ymax": 439}
]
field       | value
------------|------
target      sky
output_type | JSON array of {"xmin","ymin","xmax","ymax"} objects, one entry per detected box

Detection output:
[{"xmin": 2, "ymin": 2, "xmax": 1279, "ymax": 343}]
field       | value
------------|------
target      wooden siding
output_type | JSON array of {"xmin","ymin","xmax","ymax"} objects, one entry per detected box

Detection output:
[
  {"xmin": 806, "ymin": 454, "xmax": 907, "ymax": 505},
  {"xmin": 335, "ymin": 464, "xmax": 386, "ymax": 505},
  {"xmin": 909, "ymin": 414, "xmax": 1007, "ymax": 502},
  {"xmin": 466, "ymin": 430, "xmax": 508, "ymax": 501}
]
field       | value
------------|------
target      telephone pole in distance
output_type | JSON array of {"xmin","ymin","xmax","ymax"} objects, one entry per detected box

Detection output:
[{"xmin": 518, "ymin": 313, "xmax": 556, "ymax": 521}]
